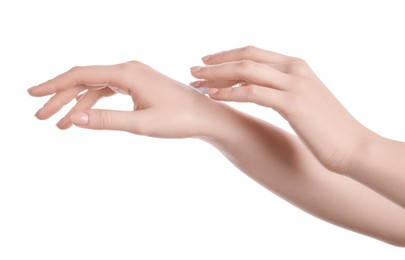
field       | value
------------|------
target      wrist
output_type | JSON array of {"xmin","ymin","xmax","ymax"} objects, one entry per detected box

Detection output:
[
  {"xmin": 193, "ymin": 100, "xmax": 246, "ymax": 144},
  {"xmin": 340, "ymin": 127, "xmax": 382, "ymax": 175}
]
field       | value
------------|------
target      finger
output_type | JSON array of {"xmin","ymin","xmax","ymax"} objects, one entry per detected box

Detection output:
[
  {"xmin": 191, "ymin": 61, "xmax": 291, "ymax": 90},
  {"xmin": 202, "ymin": 46, "xmax": 294, "ymax": 65},
  {"xmin": 74, "ymin": 83, "xmax": 107, "ymax": 100},
  {"xmin": 190, "ymin": 80, "xmax": 239, "ymax": 89},
  {"xmin": 209, "ymin": 84, "xmax": 285, "ymax": 110},
  {"xmin": 70, "ymin": 109, "xmax": 150, "ymax": 133},
  {"xmin": 28, "ymin": 65, "xmax": 120, "ymax": 97},
  {"xmin": 201, "ymin": 59, "xmax": 301, "ymax": 75},
  {"xmin": 35, "ymin": 85, "xmax": 86, "ymax": 120},
  {"xmin": 57, "ymin": 88, "xmax": 116, "ymax": 129}
]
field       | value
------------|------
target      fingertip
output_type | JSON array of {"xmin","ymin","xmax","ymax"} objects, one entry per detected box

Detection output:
[
  {"xmin": 208, "ymin": 88, "xmax": 219, "ymax": 94},
  {"xmin": 27, "ymin": 86, "xmax": 40, "ymax": 96},
  {"xmin": 208, "ymin": 93, "xmax": 223, "ymax": 100},
  {"xmin": 189, "ymin": 81, "xmax": 202, "ymax": 87},
  {"xmin": 56, "ymin": 117, "xmax": 71, "ymax": 130},
  {"xmin": 28, "ymin": 86, "xmax": 50, "ymax": 97},
  {"xmin": 34, "ymin": 108, "xmax": 47, "ymax": 120},
  {"xmin": 56, "ymin": 124, "xmax": 69, "ymax": 130},
  {"xmin": 202, "ymin": 55, "xmax": 212, "ymax": 64},
  {"xmin": 27, "ymin": 87, "xmax": 34, "ymax": 95},
  {"xmin": 199, "ymin": 87, "xmax": 218, "ymax": 95},
  {"xmin": 190, "ymin": 66, "xmax": 203, "ymax": 73}
]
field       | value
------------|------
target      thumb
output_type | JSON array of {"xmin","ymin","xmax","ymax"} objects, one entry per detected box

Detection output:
[{"xmin": 70, "ymin": 109, "xmax": 145, "ymax": 133}]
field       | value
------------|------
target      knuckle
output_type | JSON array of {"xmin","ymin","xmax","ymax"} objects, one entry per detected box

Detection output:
[
  {"xmin": 289, "ymin": 57, "xmax": 311, "ymax": 75},
  {"xmin": 68, "ymin": 66, "xmax": 83, "ymax": 84},
  {"xmin": 290, "ymin": 57, "xmax": 306, "ymax": 64},
  {"xmin": 236, "ymin": 61, "xmax": 254, "ymax": 80},
  {"xmin": 51, "ymin": 98, "xmax": 64, "ymax": 108},
  {"xmin": 126, "ymin": 60, "xmax": 144, "ymax": 66},
  {"xmin": 238, "ymin": 60, "xmax": 256, "ymax": 72},
  {"xmin": 121, "ymin": 60, "xmax": 145, "ymax": 70},
  {"xmin": 117, "ymin": 60, "xmax": 147, "ymax": 83},
  {"xmin": 244, "ymin": 85, "xmax": 259, "ymax": 101},
  {"xmin": 97, "ymin": 110, "xmax": 112, "ymax": 129},
  {"xmin": 240, "ymin": 45, "xmax": 257, "ymax": 56},
  {"xmin": 68, "ymin": 66, "xmax": 82, "ymax": 73}
]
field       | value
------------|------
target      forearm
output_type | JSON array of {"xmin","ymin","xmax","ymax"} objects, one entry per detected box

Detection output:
[
  {"xmin": 347, "ymin": 135, "xmax": 405, "ymax": 209},
  {"xmin": 201, "ymin": 103, "xmax": 405, "ymax": 246}
]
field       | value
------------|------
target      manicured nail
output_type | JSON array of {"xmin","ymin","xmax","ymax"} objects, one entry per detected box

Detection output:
[
  {"xmin": 190, "ymin": 66, "xmax": 203, "ymax": 73},
  {"xmin": 71, "ymin": 112, "xmax": 89, "ymax": 126},
  {"xmin": 202, "ymin": 55, "xmax": 212, "ymax": 62}
]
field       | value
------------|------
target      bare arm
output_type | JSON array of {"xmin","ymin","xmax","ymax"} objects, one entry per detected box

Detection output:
[
  {"xmin": 206, "ymin": 105, "xmax": 405, "ymax": 246},
  {"xmin": 348, "ymin": 136, "xmax": 405, "ymax": 209},
  {"xmin": 191, "ymin": 46, "xmax": 405, "ymax": 210},
  {"xmin": 28, "ymin": 61, "xmax": 405, "ymax": 246}
]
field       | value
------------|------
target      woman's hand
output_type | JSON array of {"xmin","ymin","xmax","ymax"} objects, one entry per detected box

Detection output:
[
  {"xmin": 190, "ymin": 46, "xmax": 377, "ymax": 172},
  {"xmin": 28, "ymin": 61, "xmax": 224, "ymax": 139}
]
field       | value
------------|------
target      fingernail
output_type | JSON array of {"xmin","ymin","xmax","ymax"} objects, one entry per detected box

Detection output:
[
  {"xmin": 189, "ymin": 81, "xmax": 201, "ymax": 87},
  {"xmin": 190, "ymin": 66, "xmax": 203, "ymax": 73},
  {"xmin": 56, "ymin": 117, "xmax": 66, "ymax": 129},
  {"xmin": 202, "ymin": 55, "xmax": 212, "ymax": 62},
  {"xmin": 196, "ymin": 86, "xmax": 208, "ymax": 94},
  {"xmin": 71, "ymin": 112, "xmax": 89, "ymax": 126},
  {"xmin": 34, "ymin": 108, "xmax": 43, "ymax": 118},
  {"xmin": 27, "ymin": 86, "xmax": 37, "ymax": 94},
  {"xmin": 206, "ymin": 88, "xmax": 219, "ymax": 94},
  {"xmin": 197, "ymin": 87, "xmax": 219, "ymax": 95}
]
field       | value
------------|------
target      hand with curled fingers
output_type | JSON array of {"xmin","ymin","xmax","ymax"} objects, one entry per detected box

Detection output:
[
  {"xmin": 28, "ymin": 61, "xmax": 227, "ymax": 139},
  {"xmin": 190, "ymin": 46, "xmax": 377, "ymax": 172}
]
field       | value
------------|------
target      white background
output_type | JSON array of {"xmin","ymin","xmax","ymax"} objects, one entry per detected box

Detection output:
[{"xmin": 1, "ymin": 0, "xmax": 404, "ymax": 259}]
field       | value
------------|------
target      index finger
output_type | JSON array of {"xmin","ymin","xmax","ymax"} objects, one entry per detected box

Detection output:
[
  {"xmin": 28, "ymin": 64, "xmax": 120, "ymax": 97},
  {"xmin": 202, "ymin": 46, "xmax": 294, "ymax": 65}
]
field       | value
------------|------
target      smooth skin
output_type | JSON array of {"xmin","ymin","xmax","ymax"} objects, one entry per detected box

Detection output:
[
  {"xmin": 190, "ymin": 46, "xmax": 405, "ymax": 210},
  {"xmin": 28, "ymin": 49, "xmax": 405, "ymax": 246}
]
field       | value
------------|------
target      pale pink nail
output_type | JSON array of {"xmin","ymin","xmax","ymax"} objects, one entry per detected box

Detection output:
[
  {"xmin": 34, "ymin": 108, "xmax": 43, "ymax": 118},
  {"xmin": 202, "ymin": 55, "xmax": 212, "ymax": 62},
  {"xmin": 190, "ymin": 81, "xmax": 201, "ymax": 87},
  {"xmin": 71, "ymin": 112, "xmax": 89, "ymax": 126},
  {"xmin": 206, "ymin": 88, "xmax": 219, "ymax": 94},
  {"xmin": 197, "ymin": 87, "xmax": 219, "ymax": 95},
  {"xmin": 56, "ymin": 117, "xmax": 68, "ymax": 129},
  {"xmin": 27, "ymin": 86, "xmax": 37, "ymax": 93},
  {"xmin": 190, "ymin": 66, "xmax": 203, "ymax": 73}
]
